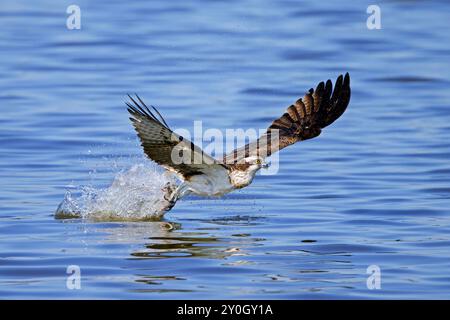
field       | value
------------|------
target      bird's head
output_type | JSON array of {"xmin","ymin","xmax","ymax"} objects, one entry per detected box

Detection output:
[{"xmin": 244, "ymin": 156, "xmax": 269, "ymax": 172}]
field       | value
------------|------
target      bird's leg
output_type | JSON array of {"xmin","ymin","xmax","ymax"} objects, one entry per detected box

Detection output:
[
  {"xmin": 167, "ymin": 182, "xmax": 191, "ymax": 203},
  {"xmin": 178, "ymin": 183, "xmax": 192, "ymax": 198},
  {"xmin": 158, "ymin": 182, "xmax": 177, "ymax": 213},
  {"xmin": 159, "ymin": 182, "xmax": 191, "ymax": 213}
]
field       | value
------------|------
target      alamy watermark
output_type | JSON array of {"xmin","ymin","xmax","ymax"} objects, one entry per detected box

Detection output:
[
  {"xmin": 66, "ymin": 265, "xmax": 81, "ymax": 290},
  {"xmin": 366, "ymin": 265, "xmax": 381, "ymax": 290},
  {"xmin": 169, "ymin": 121, "xmax": 280, "ymax": 175},
  {"xmin": 66, "ymin": 5, "xmax": 381, "ymax": 31},
  {"xmin": 367, "ymin": 5, "xmax": 382, "ymax": 30},
  {"xmin": 66, "ymin": 5, "xmax": 81, "ymax": 30}
]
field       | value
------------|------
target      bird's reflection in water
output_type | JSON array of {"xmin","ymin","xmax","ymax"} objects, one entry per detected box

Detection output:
[
  {"xmin": 131, "ymin": 233, "xmax": 231, "ymax": 259},
  {"xmin": 72, "ymin": 214, "xmax": 360, "ymax": 293},
  {"xmin": 92, "ymin": 215, "xmax": 265, "ymax": 290},
  {"xmin": 96, "ymin": 216, "xmax": 264, "ymax": 259},
  {"xmin": 129, "ymin": 216, "xmax": 264, "ymax": 260}
]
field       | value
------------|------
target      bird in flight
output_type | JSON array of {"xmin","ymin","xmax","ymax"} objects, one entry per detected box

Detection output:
[{"xmin": 127, "ymin": 73, "xmax": 351, "ymax": 213}]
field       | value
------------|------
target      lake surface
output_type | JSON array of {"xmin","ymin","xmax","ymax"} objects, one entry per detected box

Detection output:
[{"xmin": 1, "ymin": 0, "xmax": 450, "ymax": 299}]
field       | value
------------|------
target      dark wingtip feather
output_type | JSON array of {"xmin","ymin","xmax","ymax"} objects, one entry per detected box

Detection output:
[
  {"xmin": 124, "ymin": 94, "xmax": 171, "ymax": 129},
  {"xmin": 325, "ymin": 79, "xmax": 333, "ymax": 94},
  {"xmin": 149, "ymin": 104, "xmax": 170, "ymax": 129},
  {"xmin": 344, "ymin": 72, "xmax": 350, "ymax": 86},
  {"xmin": 320, "ymin": 73, "xmax": 351, "ymax": 127},
  {"xmin": 316, "ymin": 81, "xmax": 325, "ymax": 92}
]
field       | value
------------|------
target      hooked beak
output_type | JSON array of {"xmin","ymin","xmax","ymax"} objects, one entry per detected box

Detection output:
[{"xmin": 261, "ymin": 162, "xmax": 269, "ymax": 169}]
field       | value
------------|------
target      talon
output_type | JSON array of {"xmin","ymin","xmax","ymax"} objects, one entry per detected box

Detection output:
[
  {"xmin": 161, "ymin": 182, "xmax": 172, "ymax": 193},
  {"xmin": 162, "ymin": 182, "xmax": 176, "ymax": 201}
]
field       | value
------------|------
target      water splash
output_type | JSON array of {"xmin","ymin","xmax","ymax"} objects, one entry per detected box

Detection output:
[{"xmin": 55, "ymin": 163, "xmax": 177, "ymax": 221}]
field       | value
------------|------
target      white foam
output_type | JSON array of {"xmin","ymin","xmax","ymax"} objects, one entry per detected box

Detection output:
[{"xmin": 56, "ymin": 163, "xmax": 177, "ymax": 221}]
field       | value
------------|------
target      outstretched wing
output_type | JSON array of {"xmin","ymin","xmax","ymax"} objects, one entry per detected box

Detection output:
[
  {"xmin": 127, "ymin": 95, "xmax": 228, "ymax": 179},
  {"xmin": 224, "ymin": 73, "xmax": 351, "ymax": 164}
]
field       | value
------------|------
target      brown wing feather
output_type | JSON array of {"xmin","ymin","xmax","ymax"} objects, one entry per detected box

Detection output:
[
  {"xmin": 224, "ymin": 73, "xmax": 351, "ymax": 164},
  {"xmin": 127, "ymin": 95, "xmax": 228, "ymax": 178}
]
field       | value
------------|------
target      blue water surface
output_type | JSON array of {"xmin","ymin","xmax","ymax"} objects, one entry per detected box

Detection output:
[{"xmin": 1, "ymin": 0, "xmax": 450, "ymax": 299}]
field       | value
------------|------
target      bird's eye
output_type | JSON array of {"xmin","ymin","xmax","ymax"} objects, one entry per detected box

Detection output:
[{"xmin": 256, "ymin": 159, "xmax": 261, "ymax": 165}]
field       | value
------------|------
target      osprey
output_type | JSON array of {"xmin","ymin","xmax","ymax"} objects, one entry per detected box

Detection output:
[{"xmin": 127, "ymin": 73, "xmax": 351, "ymax": 213}]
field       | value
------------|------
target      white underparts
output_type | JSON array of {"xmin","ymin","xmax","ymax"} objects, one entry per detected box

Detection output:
[
  {"xmin": 169, "ymin": 166, "xmax": 260, "ymax": 200},
  {"xmin": 229, "ymin": 169, "xmax": 257, "ymax": 189}
]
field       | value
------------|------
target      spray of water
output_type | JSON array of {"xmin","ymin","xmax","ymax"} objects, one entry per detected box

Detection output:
[{"xmin": 55, "ymin": 162, "xmax": 178, "ymax": 221}]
